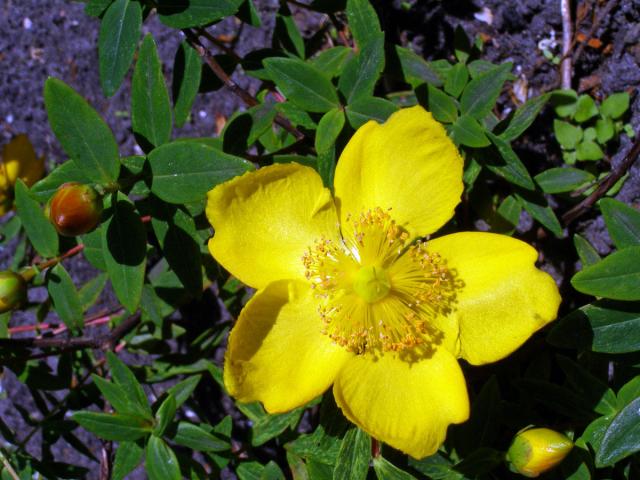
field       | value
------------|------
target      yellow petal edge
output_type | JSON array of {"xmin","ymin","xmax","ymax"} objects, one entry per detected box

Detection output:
[
  {"xmin": 428, "ymin": 232, "xmax": 561, "ymax": 365},
  {"xmin": 206, "ymin": 163, "xmax": 340, "ymax": 290},
  {"xmin": 334, "ymin": 105, "xmax": 463, "ymax": 240}
]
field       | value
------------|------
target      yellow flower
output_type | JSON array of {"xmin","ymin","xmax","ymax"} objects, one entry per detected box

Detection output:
[
  {"xmin": 0, "ymin": 135, "xmax": 45, "ymax": 215},
  {"xmin": 206, "ymin": 106, "xmax": 561, "ymax": 459}
]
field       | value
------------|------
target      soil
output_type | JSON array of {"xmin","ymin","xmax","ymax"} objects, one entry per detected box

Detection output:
[{"xmin": 0, "ymin": 0, "xmax": 639, "ymax": 478}]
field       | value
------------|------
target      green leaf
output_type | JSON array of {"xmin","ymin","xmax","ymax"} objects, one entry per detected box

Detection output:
[
  {"xmin": 486, "ymin": 132, "xmax": 535, "ymax": 190},
  {"xmin": 427, "ymin": 85, "xmax": 458, "ymax": 124},
  {"xmin": 92, "ymin": 374, "xmax": 138, "ymax": 415},
  {"xmin": 317, "ymin": 146, "xmax": 335, "ymax": 190},
  {"xmin": 576, "ymin": 140, "xmax": 604, "ymax": 161},
  {"xmin": 146, "ymin": 436, "xmax": 181, "ymax": 480},
  {"xmin": 81, "ymin": 227, "xmax": 107, "ymax": 271},
  {"xmin": 600, "ymin": 198, "xmax": 640, "ymax": 248},
  {"xmin": 551, "ymin": 89, "xmax": 578, "ymax": 118},
  {"xmin": 78, "ymin": 273, "xmax": 108, "ymax": 311},
  {"xmin": 338, "ymin": 35, "xmax": 385, "ymax": 103},
  {"xmin": 153, "ymin": 394, "xmax": 176, "ymax": 437},
  {"xmin": 264, "ymin": 57, "xmax": 340, "ymax": 112},
  {"xmin": 274, "ymin": 4, "xmax": 305, "ymax": 58},
  {"xmin": 157, "ymin": 0, "xmax": 243, "ymax": 28},
  {"xmin": 373, "ymin": 456, "xmax": 417, "ymax": 480},
  {"xmin": 222, "ymin": 103, "xmax": 277, "ymax": 154},
  {"xmin": 554, "ymin": 119, "xmax": 582, "ymax": 149},
  {"xmin": 534, "ymin": 167, "xmax": 595, "ymax": 193},
  {"xmin": 600, "ymin": 92, "xmax": 629, "ymax": 119},
  {"xmin": 47, "ymin": 264, "xmax": 83, "ymax": 331},
  {"xmin": 149, "ymin": 141, "xmax": 253, "ymax": 204},
  {"xmin": 165, "ymin": 375, "xmax": 201, "ymax": 409},
  {"xmin": 98, "ymin": 0, "xmax": 142, "ymax": 97},
  {"xmin": 595, "ymin": 117, "xmax": 614, "ymax": 144},
  {"xmin": 460, "ymin": 62, "xmax": 511, "ymax": 120},
  {"xmin": 333, "ymin": 427, "xmax": 370, "ymax": 480},
  {"xmin": 132, "ymin": 34, "xmax": 172, "ymax": 149},
  {"xmin": 346, "ymin": 0, "xmax": 382, "ymax": 50},
  {"xmin": 102, "ymin": 193, "xmax": 146, "ymax": 312},
  {"xmin": 107, "ymin": 352, "xmax": 152, "ymax": 418},
  {"xmin": 30, "ymin": 160, "xmax": 90, "ymax": 202},
  {"xmin": 112, "ymin": 441, "xmax": 144, "ymax": 480},
  {"xmin": 515, "ymin": 191, "xmax": 563, "ymax": 237},
  {"xmin": 345, "ymin": 96, "xmax": 398, "ymax": 129},
  {"xmin": 444, "ymin": 63, "xmax": 469, "ymax": 98},
  {"xmin": 14, "ymin": 179, "xmax": 59, "ymax": 258},
  {"xmin": 44, "ymin": 78, "xmax": 120, "ymax": 184},
  {"xmin": 311, "ymin": 47, "xmax": 354, "ymax": 78},
  {"xmin": 172, "ymin": 41, "xmax": 202, "ymax": 128},
  {"xmin": 73, "ymin": 412, "xmax": 151, "ymax": 441},
  {"xmin": 85, "ymin": 0, "xmax": 113, "ymax": 17},
  {"xmin": 150, "ymin": 200, "xmax": 202, "ymax": 294},
  {"xmin": 573, "ymin": 234, "xmax": 601, "ymax": 266},
  {"xmin": 316, "ymin": 108, "xmax": 345, "ymax": 153},
  {"xmin": 556, "ymin": 355, "xmax": 617, "ymax": 416},
  {"xmin": 596, "ymin": 396, "xmax": 640, "ymax": 466},
  {"xmin": 172, "ymin": 422, "xmax": 229, "ymax": 452},
  {"xmin": 574, "ymin": 94, "xmax": 598, "ymax": 123},
  {"xmin": 394, "ymin": 46, "xmax": 442, "ymax": 87},
  {"xmin": 572, "ymin": 247, "xmax": 640, "ymax": 300},
  {"xmin": 548, "ymin": 300, "xmax": 640, "ymax": 354},
  {"xmin": 499, "ymin": 93, "xmax": 550, "ymax": 140},
  {"xmin": 453, "ymin": 376, "xmax": 501, "ymax": 454},
  {"xmin": 450, "ymin": 114, "xmax": 490, "ymax": 147},
  {"xmin": 497, "ymin": 195, "xmax": 521, "ymax": 227}
]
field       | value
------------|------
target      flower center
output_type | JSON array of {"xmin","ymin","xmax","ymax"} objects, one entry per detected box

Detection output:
[
  {"xmin": 353, "ymin": 265, "xmax": 390, "ymax": 303},
  {"xmin": 302, "ymin": 207, "xmax": 456, "ymax": 355}
]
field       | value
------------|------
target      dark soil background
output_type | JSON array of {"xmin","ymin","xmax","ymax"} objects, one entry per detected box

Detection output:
[{"xmin": 1, "ymin": 0, "xmax": 639, "ymax": 478}]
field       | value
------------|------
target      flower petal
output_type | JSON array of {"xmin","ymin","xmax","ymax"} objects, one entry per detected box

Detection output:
[
  {"xmin": 334, "ymin": 106, "xmax": 463, "ymax": 239},
  {"xmin": 427, "ymin": 232, "xmax": 561, "ymax": 365},
  {"xmin": 333, "ymin": 348, "xmax": 469, "ymax": 459},
  {"xmin": 2, "ymin": 135, "xmax": 44, "ymax": 187},
  {"xmin": 207, "ymin": 163, "xmax": 340, "ymax": 290},
  {"xmin": 224, "ymin": 280, "xmax": 351, "ymax": 413}
]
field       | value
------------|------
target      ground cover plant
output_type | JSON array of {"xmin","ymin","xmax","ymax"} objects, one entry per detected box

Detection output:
[{"xmin": 0, "ymin": 0, "xmax": 639, "ymax": 478}]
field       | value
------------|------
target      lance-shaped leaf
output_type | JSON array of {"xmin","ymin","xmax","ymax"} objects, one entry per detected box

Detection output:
[
  {"xmin": 99, "ymin": 0, "xmax": 142, "ymax": 97},
  {"xmin": 156, "ymin": 0, "xmax": 244, "ymax": 28},
  {"xmin": 44, "ymin": 78, "xmax": 120, "ymax": 184},
  {"xmin": 149, "ymin": 141, "xmax": 253, "ymax": 204},
  {"xmin": 102, "ymin": 193, "xmax": 146, "ymax": 312},
  {"xmin": 264, "ymin": 57, "xmax": 340, "ymax": 113},
  {"xmin": 14, "ymin": 179, "xmax": 59, "ymax": 258},
  {"xmin": 132, "ymin": 34, "xmax": 172, "ymax": 150},
  {"xmin": 48, "ymin": 264, "xmax": 83, "ymax": 331}
]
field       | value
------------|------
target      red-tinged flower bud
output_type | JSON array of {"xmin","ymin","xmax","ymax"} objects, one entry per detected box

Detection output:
[
  {"xmin": 48, "ymin": 182, "xmax": 103, "ymax": 237},
  {"xmin": 0, "ymin": 270, "xmax": 27, "ymax": 313},
  {"xmin": 507, "ymin": 427, "xmax": 573, "ymax": 478}
]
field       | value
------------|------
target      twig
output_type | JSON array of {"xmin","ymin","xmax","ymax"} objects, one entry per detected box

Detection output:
[
  {"xmin": 560, "ymin": 0, "xmax": 573, "ymax": 89},
  {"xmin": 183, "ymin": 29, "xmax": 307, "ymax": 142},
  {"xmin": 0, "ymin": 313, "xmax": 141, "ymax": 353},
  {"xmin": 563, "ymin": 134, "xmax": 640, "ymax": 224},
  {"xmin": 195, "ymin": 27, "xmax": 242, "ymax": 63}
]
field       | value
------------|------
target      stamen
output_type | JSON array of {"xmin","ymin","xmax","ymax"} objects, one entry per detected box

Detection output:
[{"xmin": 303, "ymin": 208, "xmax": 457, "ymax": 355}]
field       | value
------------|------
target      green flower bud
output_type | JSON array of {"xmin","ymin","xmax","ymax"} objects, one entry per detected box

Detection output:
[
  {"xmin": 0, "ymin": 270, "xmax": 27, "ymax": 313},
  {"xmin": 507, "ymin": 427, "xmax": 573, "ymax": 478},
  {"xmin": 48, "ymin": 182, "xmax": 103, "ymax": 237}
]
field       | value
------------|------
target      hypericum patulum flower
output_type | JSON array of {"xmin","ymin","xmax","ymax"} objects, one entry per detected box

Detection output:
[
  {"xmin": 206, "ymin": 106, "xmax": 561, "ymax": 459},
  {"xmin": 0, "ymin": 134, "xmax": 45, "ymax": 215},
  {"xmin": 507, "ymin": 427, "xmax": 573, "ymax": 477}
]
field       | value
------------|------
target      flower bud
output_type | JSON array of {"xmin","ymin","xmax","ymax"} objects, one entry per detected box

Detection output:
[
  {"xmin": 0, "ymin": 270, "xmax": 27, "ymax": 313},
  {"xmin": 506, "ymin": 427, "xmax": 573, "ymax": 478},
  {"xmin": 48, "ymin": 182, "xmax": 103, "ymax": 237}
]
